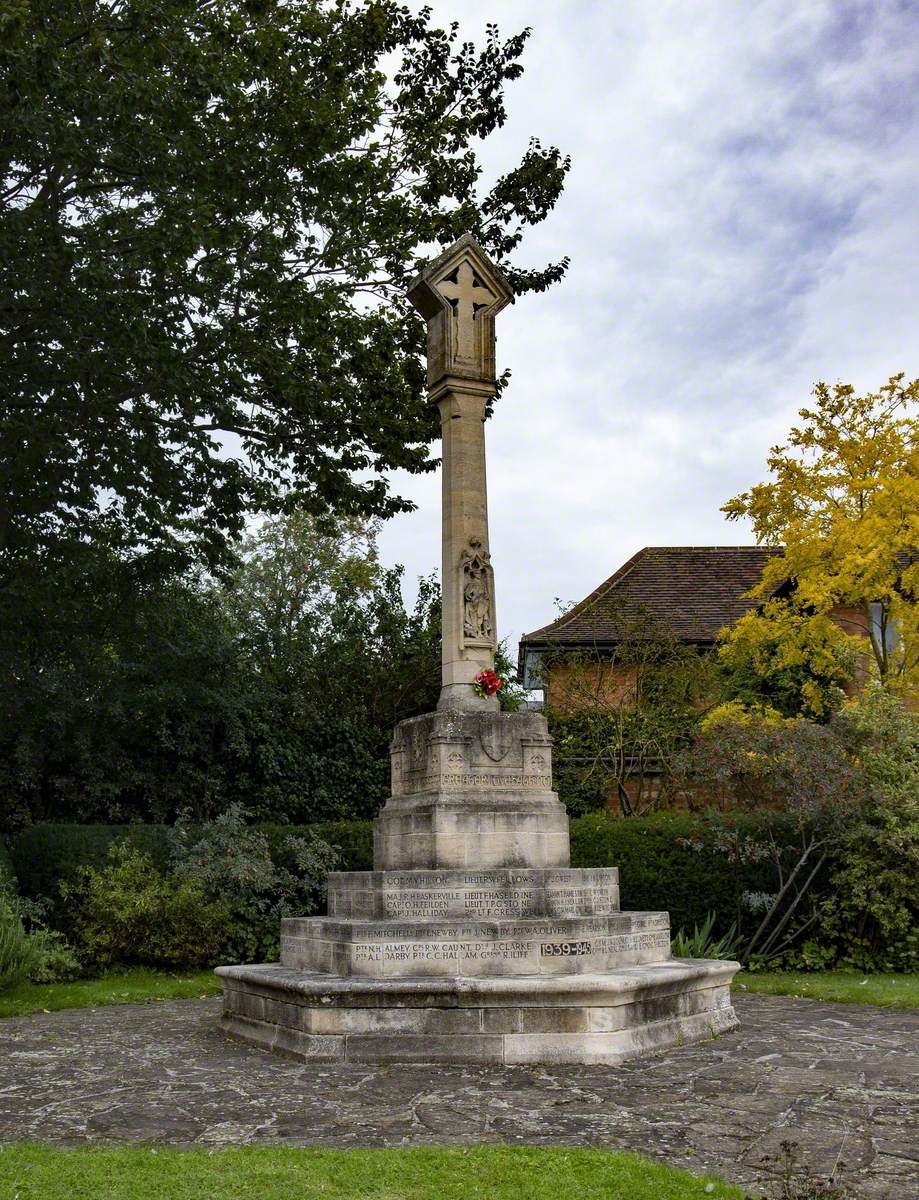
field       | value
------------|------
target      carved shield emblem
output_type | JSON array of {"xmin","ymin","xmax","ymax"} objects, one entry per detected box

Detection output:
[{"xmin": 480, "ymin": 729, "xmax": 513, "ymax": 762}]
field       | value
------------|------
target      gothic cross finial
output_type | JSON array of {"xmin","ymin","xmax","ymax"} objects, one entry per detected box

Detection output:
[{"xmin": 436, "ymin": 262, "xmax": 496, "ymax": 362}]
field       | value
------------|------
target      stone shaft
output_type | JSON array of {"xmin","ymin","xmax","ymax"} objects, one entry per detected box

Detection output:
[
  {"xmin": 406, "ymin": 234, "xmax": 513, "ymax": 712},
  {"xmin": 438, "ymin": 383, "xmax": 495, "ymax": 699}
]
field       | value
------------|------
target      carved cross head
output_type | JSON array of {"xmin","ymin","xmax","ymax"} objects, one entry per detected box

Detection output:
[{"xmin": 407, "ymin": 234, "xmax": 513, "ymax": 389}]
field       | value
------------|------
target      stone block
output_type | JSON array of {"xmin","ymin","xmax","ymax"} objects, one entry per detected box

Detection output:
[
  {"xmin": 216, "ymin": 960, "xmax": 739, "ymax": 1064},
  {"xmin": 327, "ymin": 867, "xmax": 620, "ymax": 921},
  {"xmin": 280, "ymin": 911, "xmax": 672, "ymax": 980}
]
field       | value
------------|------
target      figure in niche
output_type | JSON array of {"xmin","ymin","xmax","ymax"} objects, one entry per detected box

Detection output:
[{"xmin": 461, "ymin": 538, "xmax": 494, "ymax": 641}]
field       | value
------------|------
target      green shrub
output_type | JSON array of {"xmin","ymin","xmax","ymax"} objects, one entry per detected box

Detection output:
[
  {"xmin": 260, "ymin": 820, "xmax": 374, "ymax": 874},
  {"xmin": 569, "ymin": 810, "xmax": 806, "ymax": 942},
  {"xmin": 671, "ymin": 912, "xmax": 741, "ymax": 960},
  {"xmin": 0, "ymin": 894, "xmax": 42, "ymax": 990},
  {"xmin": 805, "ymin": 692, "xmax": 919, "ymax": 972},
  {"xmin": 168, "ymin": 805, "xmax": 338, "ymax": 962},
  {"xmin": 0, "ymin": 887, "xmax": 79, "ymax": 990},
  {"xmin": 9, "ymin": 819, "xmax": 372, "ymax": 906},
  {"xmin": 0, "ymin": 841, "xmax": 16, "ymax": 892},
  {"xmin": 8, "ymin": 823, "xmax": 172, "ymax": 906},
  {"xmin": 60, "ymin": 843, "xmax": 229, "ymax": 971}
]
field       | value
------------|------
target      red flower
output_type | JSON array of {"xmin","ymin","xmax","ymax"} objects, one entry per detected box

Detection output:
[{"xmin": 473, "ymin": 669, "xmax": 503, "ymax": 697}]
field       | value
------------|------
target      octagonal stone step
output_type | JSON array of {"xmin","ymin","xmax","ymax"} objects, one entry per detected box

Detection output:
[{"xmin": 281, "ymin": 911, "xmax": 671, "ymax": 979}]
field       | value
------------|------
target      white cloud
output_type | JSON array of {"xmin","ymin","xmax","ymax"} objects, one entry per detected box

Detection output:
[{"xmin": 378, "ymin": 0, "xmax": 919, "ymax": 651}]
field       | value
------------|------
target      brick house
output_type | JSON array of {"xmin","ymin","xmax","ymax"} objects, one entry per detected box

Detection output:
[
  {"xmin": 518, "ymin": 546, "xmax": 784, "ymax": 710},
  {"xmin": 517, "ymin": 545, "xmax": 886, "ymax": 812}
]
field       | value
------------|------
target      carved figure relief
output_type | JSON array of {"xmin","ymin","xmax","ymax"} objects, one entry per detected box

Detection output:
[{"xmin": 460, "ymin": 538, "xmax": 494, "ymax": 644}]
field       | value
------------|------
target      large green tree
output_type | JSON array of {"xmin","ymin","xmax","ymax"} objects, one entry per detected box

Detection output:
[
  {"xmin": 1, "ymin": 0, "xmax": 568, "ymax": 576},
  {"xmin": 0, "ymin": 513, "xmax": 442, "ymax": 830}
]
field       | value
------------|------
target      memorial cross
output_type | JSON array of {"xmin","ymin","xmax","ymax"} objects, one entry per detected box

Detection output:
[
  {"xmin": 407, "ymin": 236, "xmax": 514, "ymax": 711},
  {"xmin": 436, "ymin": 261, "xmax": 496, "ymax": 361}
]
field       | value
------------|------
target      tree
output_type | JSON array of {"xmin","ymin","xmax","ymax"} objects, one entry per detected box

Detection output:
[
  {"xmin": 676, "ymin": 710, "xmax": 865, "ymax": 964},
  {"xmin": 541, "ymin": 604, "xmax": 718, "ymax": 816},
  {"xmin": 1, "ymin": 0, "xmax": 569, "ymax": 578},
  {"xmin": 721, "ymin": 375, "xmax": 919, "ymax": 714},
  {"xmin": 0, "ymin": 512, "xmax": 443, "ymax": 829},
  {"xmin": 221, "ymin": 513, "xmax": 442, "ymax": 821}
]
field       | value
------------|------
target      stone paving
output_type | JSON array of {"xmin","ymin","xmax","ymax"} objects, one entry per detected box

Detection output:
[{"xmin": 1, "ymin": 993, "xmax": 917, "ymax": 1198}]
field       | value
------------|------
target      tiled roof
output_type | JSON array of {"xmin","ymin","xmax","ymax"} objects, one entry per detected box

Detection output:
[{"xmin": 521, "ymin": 546, "xmax": 783, "ymax": 647}]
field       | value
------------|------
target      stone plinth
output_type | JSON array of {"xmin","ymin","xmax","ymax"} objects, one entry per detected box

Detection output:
[
  {"xmin": 281, "ymin": 911, "xmax": 670, "ymax": 979},
  {"xmin": 376, "ymin": 710, "xmax": 568, "ymax": 870},
  {"xmin": 216, "ymin": 959, "xmax": 738, "ymax": 1065},
  {"xmin": 327, "ymin": 867, "xmax": 620, "ymax": 920}
]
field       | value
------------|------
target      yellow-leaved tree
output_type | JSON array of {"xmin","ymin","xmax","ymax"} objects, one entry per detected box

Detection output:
[{"xmin": 721, "ymin": 374, "xmax": 919, "ymax": 716}]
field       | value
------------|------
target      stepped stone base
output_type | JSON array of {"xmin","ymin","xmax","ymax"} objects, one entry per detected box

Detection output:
[
  {"xmin": 327, "ymin": 867, "xmax": 620, "ymax": 920},
  {"xmin": 217, "ymin": 710, "xmax": 742, "ymax": 1063},
  {"xmin": 281, "ymin": 911, "xmax": 671, "ymax": 978},
  {"xmin": 216, "ymin": 959, "xmax": 739, "ymax": 1065}
]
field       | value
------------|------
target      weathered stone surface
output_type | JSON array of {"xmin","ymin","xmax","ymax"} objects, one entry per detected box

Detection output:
[
  {"xmin": 390, "ymin": 710, "xmax": 554, "ymax": 797},
  {"xmin": 217, "ymin": 233, "xmax": 742, "ymax": 1066},
  {"xmin": 2, "ymin": 993, "xmax": 916, "ymax": 1199},
  {"xmin": 406, "ymin": 235, "xmax": 512, "ymax": 709},
  {"xmin": 217, "ymin": 958, "xmax": 735, "ymax": 1062},
  {"xmin": 280, "ymin": 912, "xmax": 671, "ymax": 979},
  {"xmin": 377, "ymin": 709, "xmax": 566, "ymax": 871},
  {"xmin": 327, "ymin": 867, "xmax": 620, "ymax": 920}
]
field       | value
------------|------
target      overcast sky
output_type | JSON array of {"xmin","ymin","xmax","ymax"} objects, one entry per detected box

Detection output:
[{"xmin": 376, "ymin": 0, "xmax": 919, "ymax": 656}]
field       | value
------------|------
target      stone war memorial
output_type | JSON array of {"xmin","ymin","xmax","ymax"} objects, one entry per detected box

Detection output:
[{"xmin": 217, "ymin": 235, "xmax": 740, "ymax": 1064}]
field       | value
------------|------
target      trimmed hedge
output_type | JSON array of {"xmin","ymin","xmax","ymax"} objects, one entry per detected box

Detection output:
[
  {"xmin": 569, "ymin": 811, "xmax": 806, "ymax": 938},
  {"xmin": 7, "ymin": 820, "xmax": 374, "ymax": 903},
  {"xmin": 8, "ymin": 814, "xmax": 802, "ymax": 942}
]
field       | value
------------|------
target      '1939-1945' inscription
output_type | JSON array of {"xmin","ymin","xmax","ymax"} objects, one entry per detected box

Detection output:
[{"xmin": 541, "ymin": 941, "xmax": 592, "ymax": 956}]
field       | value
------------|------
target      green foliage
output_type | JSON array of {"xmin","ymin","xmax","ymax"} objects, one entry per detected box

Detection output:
[
  {"xmin": 671, "ymin": 912, "xmax": 741, "ymax": 961},
  {"xmin": 9, "ymin": 819, "xmax": 374, "ymax": 904},
  {"xmin": 8, "ymin": 825, "xmax": 173, "ymax": 901},
  {"xmin": 1, "ymin": 515, "xmax": 441, "ymax": 829},
  {"xmin": 806, "ymin": 691, "xmax": 919, "ymax": 971},
  {"xmin": 675, "ymin": 714, "xmax": 866, "ymax": 963},
  {"xmin": 0, "ymin": 890, "xmax": 80, "ymax": 991},
  {"xmin": 0, "ymin": 894, "xmax": 41, "ymax": 991},
  {"xmin": 547, "ymin": 714, "xmax": 619, "ymax": 816},
  {"xmin": 60, "ymin": 843, "xmax": 229, "ymax": 972},
  {"xmin": 1, "ymin": 0, "xmax": 568, "ymax": 582},
  {"xmin": 0, "ymin": 564, "xmax": 261, "ymax": 829},
  {"xmin": 0, "ymin": 842, "xmax": 15, "ymax": 892},
  {"xmin": 569, "ymin": 811, "xmax": 800, "ymax": 943},
  {"xmin": 168, "ymin": 805, "xmax": 338, "ymax": 962}
]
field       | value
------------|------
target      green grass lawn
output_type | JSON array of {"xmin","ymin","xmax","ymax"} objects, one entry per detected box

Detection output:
[
  {"xmin": 3, "ymin": 966, "xmax": 918, "ymax": 1020},
  {"xmin": 0, "ymin": 967, "xmax": 220, "ymax": 1019},
  {"xmin": 0, "ymin": 1145, "xmax": 744, "ymax": 1200},
  {"xmin": 734, "ymin": 969, "xmax": 919, "ymax": 1008}
]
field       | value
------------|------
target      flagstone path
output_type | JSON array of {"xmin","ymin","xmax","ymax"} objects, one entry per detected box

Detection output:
[{"xmin": 1, "ymin": 993, "xmax": 916, "ymax": 1197}]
